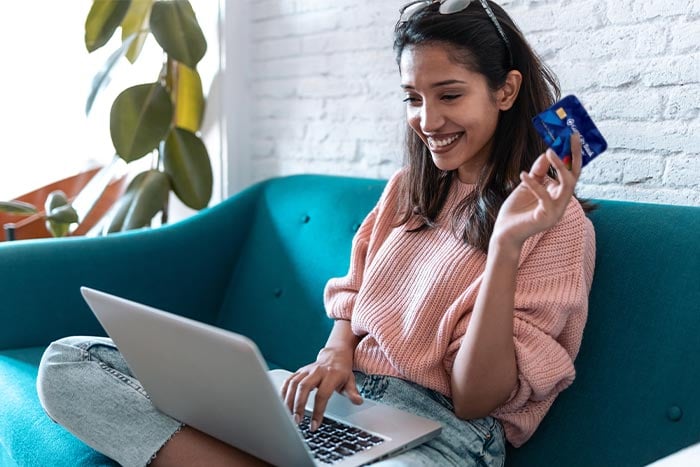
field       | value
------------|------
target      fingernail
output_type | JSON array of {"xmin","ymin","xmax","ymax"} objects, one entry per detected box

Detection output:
[
  {"xmin": 294, "ymin": 414, "xmax": 301, "ymax": 424},
  {"xmin": 310, "ymin": 420, "xmax": 319, "ymax": 432}
]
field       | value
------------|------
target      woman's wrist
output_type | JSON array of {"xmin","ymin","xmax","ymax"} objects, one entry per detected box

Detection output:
[
  {"xmin": 317, "ymin": 345, "xmax": 353, "ymax": 361},
  {"xmin": 488, "ymin": 233, "xmax": 524, "ymax": 262}
]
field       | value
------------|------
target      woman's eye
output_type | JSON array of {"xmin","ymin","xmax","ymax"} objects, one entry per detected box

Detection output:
[
  {"xmin": 403, "ymin": 96, "xmax": 420, "ymax": 104},
  {"xmin": 442, "ymin": 94, "xmax": 461, "ymax": 101}
]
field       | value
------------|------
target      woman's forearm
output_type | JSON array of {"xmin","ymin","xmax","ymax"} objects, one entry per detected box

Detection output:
[
  {"xmin": 323, "ymin": 319, "xmax": 361, "ymax": 355},
  {"xmin": 451, "ymin": 236, "xmax": 520, "ymax": 419}
]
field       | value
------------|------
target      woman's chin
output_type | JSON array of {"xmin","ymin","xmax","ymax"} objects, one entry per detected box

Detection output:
[{"xmin": 430, "ymin": 154, "xmax": 459, "ymax": 172}]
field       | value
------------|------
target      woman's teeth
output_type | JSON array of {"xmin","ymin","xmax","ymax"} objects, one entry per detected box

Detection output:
[{"xmin": 428, "ymin": 134, "xmax": 460, "ymax": 148}]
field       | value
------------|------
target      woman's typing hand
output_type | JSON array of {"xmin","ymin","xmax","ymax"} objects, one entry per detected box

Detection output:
[{"xmin": 281, "ymin": 345, "xmax": 363, "ymax": 432}]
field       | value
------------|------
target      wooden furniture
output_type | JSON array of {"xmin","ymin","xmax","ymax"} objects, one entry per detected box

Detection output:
[{"xmin": 1, "ymin": 167, "xmax": 127, "ymax": 241}]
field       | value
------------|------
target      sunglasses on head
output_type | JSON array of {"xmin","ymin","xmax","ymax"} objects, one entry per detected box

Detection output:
[{"xmin": 399, "ymin": 0, "xmax": 514, "ymax": 68}]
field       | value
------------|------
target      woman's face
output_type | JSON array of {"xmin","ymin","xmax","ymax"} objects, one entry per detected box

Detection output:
[{"xmin": 400, "ymin": 44, "xmax": 501, "ymax": 184}]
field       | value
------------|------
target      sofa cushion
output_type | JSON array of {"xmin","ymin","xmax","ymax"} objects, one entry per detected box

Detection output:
[{"xmin": 0, "ymin": 347, "xmax": 117, "ymax": 467}]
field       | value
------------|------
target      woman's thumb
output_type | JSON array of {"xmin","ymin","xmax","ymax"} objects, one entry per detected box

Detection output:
[{"xmin": 343, "ymin": 375, "xmax": 363, "ymax": 405}]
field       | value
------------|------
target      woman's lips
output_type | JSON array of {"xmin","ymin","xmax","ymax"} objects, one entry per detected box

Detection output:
[{"xmin": 426, "ymin": 132, "xmax": 463, "ymax": 153}]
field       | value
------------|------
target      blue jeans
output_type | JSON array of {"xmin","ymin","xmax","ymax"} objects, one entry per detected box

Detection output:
[
  {"xmin": 37, "ymin": 336, "xmax": 506, "ymax": 466},
  {"xmin": 354, "ymin": 373, "xmax": 506, "ymax": 466}
]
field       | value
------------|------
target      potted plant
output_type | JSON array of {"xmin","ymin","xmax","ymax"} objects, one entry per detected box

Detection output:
[{"xmin": 0, "ymin": 0, "xmax": 212, "ymax": 238}]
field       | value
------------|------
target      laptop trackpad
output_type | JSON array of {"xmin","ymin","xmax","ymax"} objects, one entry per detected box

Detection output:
[{"xmin": 324, "ymin": 391, "xmax": 376, "ymax": 418}]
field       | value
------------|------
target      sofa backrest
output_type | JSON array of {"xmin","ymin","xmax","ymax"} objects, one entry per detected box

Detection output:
[
  {"xmin": 216, "ymin": 175, "xmax": 385, "ymax": 371},
  {"xmin": 216, "ymin": 175, "xmax": 699, "ymax": 466},
  {"xmin": 507, "ymin": 199, "xmax": 700, "ymax": 466}
]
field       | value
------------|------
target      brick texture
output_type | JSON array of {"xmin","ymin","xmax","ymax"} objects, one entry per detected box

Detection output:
[{"xmin": 246, "ymin": 0, "xmax": 700, "ymax": 206}]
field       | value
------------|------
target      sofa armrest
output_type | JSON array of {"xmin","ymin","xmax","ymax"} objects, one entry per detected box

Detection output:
[{"xmin": 0, "ymin": 183, "xmax": 262, "ymax": 350}]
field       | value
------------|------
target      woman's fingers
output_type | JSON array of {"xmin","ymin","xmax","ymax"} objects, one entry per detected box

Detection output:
[
  {"xmin": 546, "ymin": 151, "xmax": 576, "ymax": 201},
  {"xmin": 519, "ymin": 135, "xmax": 585, "ymax": 226},
  {"xmin": 547, "ymin": 132, "xmax": 582, "ymax": 192},
  {"xmin": 293, "ymin": 371, "xmax": 323, "ymax": 425},
  {"xmin": 283, "ymin": 371, "xmax": 307, "ymax": 417},
  {"xmin": 310, "ymin": 374, "xmax": 364, "ymax": 432},
  {"xmin": 520, "ymin": 171, "xmax": 553, "ymax": 209},
  {"xmin": 343, "ymin": 373, "xmax": 364, "ymax": 405},
  {"xmin": 529, "ymin": 151, "xmax": 551, "ymax": 181},
  {"xmin": 310, "ymin": 377, "xmax": 339, "ymax": 432}
]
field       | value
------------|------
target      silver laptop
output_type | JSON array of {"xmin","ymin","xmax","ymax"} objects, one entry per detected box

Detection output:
[{"xmin": 80, "ymin": 287, "xmax": 441, "ymax": 466}]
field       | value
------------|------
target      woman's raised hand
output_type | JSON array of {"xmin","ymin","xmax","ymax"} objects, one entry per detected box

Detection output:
[
  {"xmin": 281, "ymin": 346, "xmax": 363, "ymax": 432},
  {"xmin": 492, "ymin": 132, "xmax": 583, "ymax": 250}
]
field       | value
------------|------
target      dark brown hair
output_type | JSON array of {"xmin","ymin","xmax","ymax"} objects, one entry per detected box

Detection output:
[{"xmin": 394, "ymin": 1, "xmax": 569, "ymax": 252}]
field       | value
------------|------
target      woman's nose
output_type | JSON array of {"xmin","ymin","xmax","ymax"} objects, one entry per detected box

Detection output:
[{"xmin": 420, "ymin": 103, "xmax": 445, "ymax": 133}]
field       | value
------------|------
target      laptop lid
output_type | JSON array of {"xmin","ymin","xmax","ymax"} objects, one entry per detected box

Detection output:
[{"xmin": 81, "ymin": 287, "xmax": 315, "ymax": 466}]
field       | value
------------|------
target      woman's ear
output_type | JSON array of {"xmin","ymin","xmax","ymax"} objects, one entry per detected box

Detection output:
[{"xmin": 497, "ymin": 70, "xmax": 522, "ymax": 111}]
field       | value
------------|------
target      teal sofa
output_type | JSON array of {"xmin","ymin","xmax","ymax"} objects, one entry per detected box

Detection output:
[{"xmin": 0, "ymin": 174, "xmax": 698, "ymax": 466}]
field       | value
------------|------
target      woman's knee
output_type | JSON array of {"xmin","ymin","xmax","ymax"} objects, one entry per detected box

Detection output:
[{"xmin": 36, "ymin": 336, "xmax": 102, "ymax": 422}]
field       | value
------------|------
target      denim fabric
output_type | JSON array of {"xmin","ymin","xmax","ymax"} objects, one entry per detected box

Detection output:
[
  {"xmin": 354, "ymin": 372, "xmax": 506, "ymax": 466},
  {"xmin": 36, "ymin": 336, "xmax": 184, "ymax": 467},
  {"xmin": 36, "ymin": 336, "xmax": 505, "ymax": 467}
]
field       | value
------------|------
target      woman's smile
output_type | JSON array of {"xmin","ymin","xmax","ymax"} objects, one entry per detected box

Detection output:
[{"xmin": 426, "ymin": 132, "xmax": 464, "ymax": 153}]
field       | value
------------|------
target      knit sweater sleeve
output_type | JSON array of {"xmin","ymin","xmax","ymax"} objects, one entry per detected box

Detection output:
[
  {"xmin": 324, "ymin": 170, "xmax": 404, "ymax": 321},
  {"xmin": 492, "ymin": 198, "xmax": 596, "ymax": 447},
  {"xmin": 323, "ymin": 206, "xmax": 378, "ymax": 321}
]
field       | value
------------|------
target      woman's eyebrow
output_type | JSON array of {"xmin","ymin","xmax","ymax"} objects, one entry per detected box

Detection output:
[{"xmin": 401, "ymin": 79, "xmax": 468, "ymax": 90}]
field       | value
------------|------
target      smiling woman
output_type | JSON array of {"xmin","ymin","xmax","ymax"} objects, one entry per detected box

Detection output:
[
  {"xmin": 0, "ymin": 1, "xmax": 223, "ymax": 226},
  {"xmin": 400, "ymin": 46, "xmax": 519, "ymax": 184}
]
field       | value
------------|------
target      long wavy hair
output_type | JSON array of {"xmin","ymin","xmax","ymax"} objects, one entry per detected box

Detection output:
[{"xmin": 394, "ymin": 1, "xmax": 568, "ymax": 252}]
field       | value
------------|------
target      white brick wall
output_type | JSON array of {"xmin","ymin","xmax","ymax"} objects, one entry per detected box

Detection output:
[{"xmin": 242, "ymin": 0, "xmax": 700, "ymax": 206}]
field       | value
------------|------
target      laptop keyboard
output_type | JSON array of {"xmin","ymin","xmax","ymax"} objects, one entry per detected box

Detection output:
[{"xmin": 298, "ymin": 415, "xmax": 385, "ymax": 464}]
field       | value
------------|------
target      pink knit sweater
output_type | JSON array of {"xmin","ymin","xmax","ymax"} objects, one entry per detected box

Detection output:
[{"xmin": 324, "ymin": 169, "xmax": 596, "ymax": 447}]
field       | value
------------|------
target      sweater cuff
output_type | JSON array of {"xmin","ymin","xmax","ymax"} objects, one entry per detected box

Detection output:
[{"xmin": 325, "ymin": 290, "xmax": 356, "ymax": 321}]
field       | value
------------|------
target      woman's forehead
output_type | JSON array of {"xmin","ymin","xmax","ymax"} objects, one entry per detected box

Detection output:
[{"xmin": 400, "ymin": 44, "xmax": 482, "ymax": 87}]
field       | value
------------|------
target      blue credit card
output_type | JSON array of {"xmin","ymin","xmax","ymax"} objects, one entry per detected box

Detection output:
[{"xmin": 532, "ymin": 95, "xmax": 607, "ymax": 168}]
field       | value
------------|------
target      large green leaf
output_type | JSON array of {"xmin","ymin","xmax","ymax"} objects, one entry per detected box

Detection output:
[
  {"xmin": 86, "ymin": 33, "xmax": 138, "ymax": 116},
  {"xmin": 110, "ymin": 82, "xmax": 173, "ymax": 162},
  {"xmin": 106, "ymin": 170, "xmax": 170, "ymax": 232},
  {"xmin": 169, "ymin": 61, "xmax": 204, "ymax": 133},
  {"xmin": 85, "ymin": 0, "xmax": 132, "ymax": 52},
  {"xmin": 163, "ymin": 128, "xmax": 212, "ymax": 210},
  {"xmin": 0, "ymin": 200, "xmax": 37, "ymax": 215},
  {"xmin": 150, "ymin": 0, "xmax": 207, "ymax": 68},
  {"xmin": 121, "ymin": 0, "xmax": 155, "ymax": 63}
]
